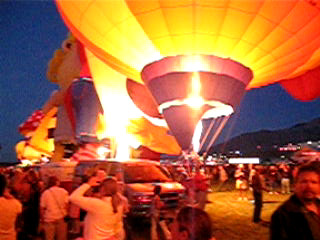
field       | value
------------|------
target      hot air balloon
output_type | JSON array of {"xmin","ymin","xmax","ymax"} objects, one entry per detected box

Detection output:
[
  {"xmin": 17, "ymin": 108, "xmax": 57, "ymax": 161},
  {"xmin": 56, "ymin": 0, "xmax": 320, "ymax": 152}
]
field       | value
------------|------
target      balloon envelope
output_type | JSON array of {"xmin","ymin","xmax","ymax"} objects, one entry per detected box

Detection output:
[
  {"xmin": 56, "ymin": 0, "xmax": 320, "ymax": 96},
  {"xmin": 56, "ymin": 0, "xmax": 320, "ymax": 150}
]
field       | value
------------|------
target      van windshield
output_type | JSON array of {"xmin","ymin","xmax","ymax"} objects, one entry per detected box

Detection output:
[{"xmin": 124, "ymin": 165, "xmax": 171, "ymax": 183}]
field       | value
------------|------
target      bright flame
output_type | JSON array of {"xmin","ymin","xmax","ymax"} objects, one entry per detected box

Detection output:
[
  {"xmin": 192, "ymin": 72, "xmax": 201, "ymax": 94},
  {"xmin": 186, "ymin": 72, "xmax": 204, "ymax": 109},
  {"xmin": 87, "ymin": 49, "xmax": 150, "ymax": 159},
  {"xmin": 185, "ymin": 96, "xmax": 204, "ymax": 109},
  {"xmin": 192, "ymin": 120, "xmax": 203, "ymax": 152},
  {"xmin": 87, "ymin": 48, "xmax": 171, "ymax": 159},
  {"xmin": 115, "ymin": 131, "xmax": 142, "ymax": 161},
  {"xmin": 180, "ymin": 55, "xmax": 210, "ymax": 72},
  {"xmin": 97, "ymin": 146, "xmax": 110, "ymax": 159},
  {"xmin": 115, "ymin": 133, "xmax": 130, "ymax": 161}
]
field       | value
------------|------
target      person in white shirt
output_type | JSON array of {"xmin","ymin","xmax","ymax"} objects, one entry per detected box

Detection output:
[
  {"xmin": 0, "ymin": 174, "xmax": 22, "ymax": 240},
  {"xmin": 40, "ymin": 176, "xmax": 69, "ymax": 240},
  {"xmin": 69, "ymin": 176, "xmax": 125, "ymax": 240}
]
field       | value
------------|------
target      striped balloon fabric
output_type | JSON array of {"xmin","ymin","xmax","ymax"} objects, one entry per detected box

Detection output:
[
  {"xmin": 70, "ymin": 143, "xmax": 102, "ymax": 161},
  {"xmin": 18, "ymin": 110, "xmax": 45, "ymax": 136}
]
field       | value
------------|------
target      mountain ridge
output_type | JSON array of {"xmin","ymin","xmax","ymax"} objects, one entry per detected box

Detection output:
[{"xmin": 210, "ymin": 117, "xmax": 320, "ymax": 155}]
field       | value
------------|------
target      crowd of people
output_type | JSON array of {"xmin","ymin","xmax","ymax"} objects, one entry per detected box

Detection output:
[
  {"xmin": 169, "ymin": 162, "xmax": 298, "ymax": 198},
  {"xmin": 0, "ymin": 166, "xmax": 214, "ymax": 240},
  {"xmin": 162, "ymin": 159, "xmax": 320, "ymax": 240},
  {"xmin": 0, "ymin": 158, "xmax": 319, "ymax": 240}
]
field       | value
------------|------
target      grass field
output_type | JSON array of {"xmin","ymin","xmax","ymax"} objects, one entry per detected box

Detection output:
[{"xmin": 206, "ymin": 189, "xmax": 290, "ymax": 240}]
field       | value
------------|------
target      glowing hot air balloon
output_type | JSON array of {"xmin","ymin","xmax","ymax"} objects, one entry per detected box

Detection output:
[{"xmin": 56, "ymin": 0, "xmax": 320, "ymax": 151}]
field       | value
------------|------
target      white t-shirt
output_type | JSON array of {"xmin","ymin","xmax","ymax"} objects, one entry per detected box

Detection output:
[
  {"xmin": 40, "ymin": 186, "xmax": 69, "ymax": 222},
  {"xmin": 69, "ymin": 184, "xmax": 124, "ymax": 240}
]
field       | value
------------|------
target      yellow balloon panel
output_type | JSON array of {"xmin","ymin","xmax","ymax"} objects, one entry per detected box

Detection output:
[
  {"xmin": 115, "ymin": 20, "xmax": 162, "ymax": 66},
  {"xmin": 170, "ymin": 35, "xmax": 196, "ymax": 55},
  {"xmin": 58, "ymin": 0, "xmax": 161, "ymax": 72},
  {"xmin": 83, "ymin": 4, "xmax": 115, "ymax": 35},
  {"xmin": 218, "ymin": 9, "xmax": 255, "ymax": 39},
  {"xmin": 159, "ymin": 0, "xmax": 193, "ymax": 8},
  {"xmin": 83, "ymin": 17, "xmax": 159, "ymax": 72},
  {"xmin": 151, "ymin": 36, "xmax": 176, "ymax": 56},
  {"xmin": 94, "ymin": 0, "xmax": 132, "ymax": 23},
  {"xmin": 196, "ymin": 0, "xmax": 229, "ymax": 8},
  {"xmin": 161, "ymin": 6, "xmax": 194, "ymax": 36},
  {"xmin": 240, "ymin": 16, "xmax": 276, "ymax": 46},
  {"xmin": 124, "ymin": 0, "xmax": 160, "ymax": 14},
  {"xmin": 194, "ymin": 7, "xmax": 226, "ymax": 35},
  {"xmin": 134, "ymin": 10, "xmax": 171, "ymax": 40},
  {"xmin": 214, "ymin": 36, "xmax": 240, "ymax": 58},
  {"xmin": 193, "ymin": 35, "xmax": 219, "ymax": 55}
]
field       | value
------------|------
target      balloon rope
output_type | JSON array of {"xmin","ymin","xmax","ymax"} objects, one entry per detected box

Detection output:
[{"xmin": 205, "ymin": 116, "xmax": 230, "ymax": 153}]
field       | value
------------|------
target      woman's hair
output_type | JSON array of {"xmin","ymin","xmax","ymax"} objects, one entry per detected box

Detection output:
[
  {"xmin": 176, "ymin": 206, "xmax": 212, "ymax": 240},
  {"xmin": 101, "ymin": 177, "xmax": 120, "ymax": 213}
]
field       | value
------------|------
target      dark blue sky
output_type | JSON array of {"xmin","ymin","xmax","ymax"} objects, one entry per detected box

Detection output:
[{"xmin": 1, "ymin": 1, "xmax": 319, "ymax": 162}]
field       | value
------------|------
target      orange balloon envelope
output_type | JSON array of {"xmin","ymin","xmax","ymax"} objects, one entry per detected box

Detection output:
[
  {"xmin": 56, "ymin": 0, "xmax": 320, "ymax": 150},
  {"xmin": 56, "ymin": 0, "xmax": 320, "ymax": 92}
]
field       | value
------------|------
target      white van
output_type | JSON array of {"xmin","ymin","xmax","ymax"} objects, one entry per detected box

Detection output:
[
  {"xmin": 39, "ymin": 159, "xmax": 186, "ymax": 218},
  {"xmin": 74, "ymin": 159, "xmax": 186, "ymax": 217}
]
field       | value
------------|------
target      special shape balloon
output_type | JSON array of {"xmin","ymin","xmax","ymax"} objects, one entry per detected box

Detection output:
[{"xmin": 56, "ymin": 0, "xmax": 320, "ymax": 150}]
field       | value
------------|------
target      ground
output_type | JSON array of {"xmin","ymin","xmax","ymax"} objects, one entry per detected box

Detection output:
[
  {"xmin": 207, "ymin": 189, "xmax": 289, "ymax": 240},
  {"xmin": 68, "ymin": 186, "xmax": 290, "ymax": 240}
]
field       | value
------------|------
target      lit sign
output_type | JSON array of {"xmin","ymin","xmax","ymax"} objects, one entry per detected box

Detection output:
[{"xmin": 229, "ymin": 158, "xmax": 260, "ymax": 164}]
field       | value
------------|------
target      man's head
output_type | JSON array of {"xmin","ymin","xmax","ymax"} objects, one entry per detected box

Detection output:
[
  {"xmin": 154, "ymin": 185, "xmax": 161, "ymax": 195},
  {"xmin": 294, "ymin": 163, "xmax": 320, "ymax": 203},
  {"xmin": 47, "ymin": 176, "xmax": 59, "ymax": 189},
  {"xmin": 171, "ymin": 206, "xmax": 212, "ymax": 240},
  {"xmin": 0, "ymin": 174, "xmax": 7, "ymax": 196}
]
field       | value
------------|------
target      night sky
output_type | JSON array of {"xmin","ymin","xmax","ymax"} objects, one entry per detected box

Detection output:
[{"xmin": 1, "ymin": 1, "xmax": 320, "ymax": 162}]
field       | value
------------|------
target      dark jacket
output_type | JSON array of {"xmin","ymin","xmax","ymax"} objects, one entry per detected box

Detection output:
[
  {"xmin": 270, "ymin": 194, "xmax": 317, "ymax": 240},
  {"xmin": 252, "ymin": 172, "xmax": 263, "ymax": 194}
]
